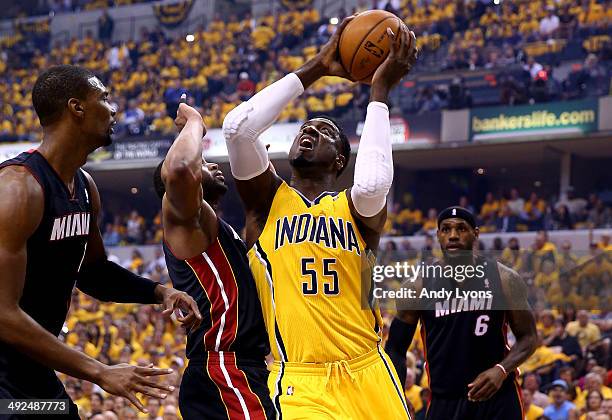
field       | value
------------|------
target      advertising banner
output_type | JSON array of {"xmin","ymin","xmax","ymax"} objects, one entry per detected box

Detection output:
[
  {"xmin": 344, "ymin": 111, "xmax": 441, "ymax": 147},
  {"xmin": 469, "ymin": 99, "xmax": 599, "ymax": 141}
]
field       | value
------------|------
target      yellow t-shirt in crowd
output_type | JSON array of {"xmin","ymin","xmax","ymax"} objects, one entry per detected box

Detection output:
[{"xmin": 565, "ymin": 321, "xmax": 601, "ymax": 348}]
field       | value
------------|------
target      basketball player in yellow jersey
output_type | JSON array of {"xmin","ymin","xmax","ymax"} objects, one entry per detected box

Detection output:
[{"xmin": 222, "ymin": 18, "xmax": 418, "ymax": 419}]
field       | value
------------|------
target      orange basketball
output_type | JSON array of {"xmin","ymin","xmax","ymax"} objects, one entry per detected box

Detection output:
[{"xmin": 339, "ymin": 10, "xmax": 402, "ymax": 84}]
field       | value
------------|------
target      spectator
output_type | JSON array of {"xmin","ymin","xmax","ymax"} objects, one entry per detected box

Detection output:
[
  {"xmin": 236, "ymin": 72, "xmax": 256, "ymax": 101},
  {"xmin": 125, "ymin": 210, "xmax": 144, "ymax": 244},
  {"xmin": 497, "ymin": 204, "xmax": 517, "ymax": 233},
  {"xmin": 522, "ymin": 192, "xmax": 546, "ymax": 230},
  {"xmin": 403, "ymin": 368, "xmax": 423, "ymax": 415},
  {"xmin": 540, "ymin": 6, "xmax": 560, "ymax": 37},
  {"xmin": 446, "ymin": 77, "xmax": 472, "ymax": 110},
  {"xmin": 544, "ymin": 319, "xmax": 583, "ymax": 364},
  {"xmin": 566, "ymin": 310, "xmax": 601, "ymax": 351},
  {"xmin": 575, "ymin": 373, "xmax": 612, "ymax": 409},
  {"xmin": 467, "ymin": 49, "xmax": 484, "ymax": 70},
  {"xmin": 378, "ymin": 0, "xmax": 401, "ymax": 14},
  {"xmin": 420, "ymin": 208, "xmax": 438, "ymax": 235},
  {"xmin": 522, "ymin": 388, "xmax": 544, "ymax": 420},
  {"xmin": 552, "ymin": 205, "xmax": 574, "ymax": 230},
  {"xmin": 497, "ymin": 44, "xmax": 518, "ymax": 66},
  {"xmin": 507, "ymin": 188, "xmax": 525, "ymax": 216},
  {"xmin": 558, "ymin": 5, "xmax": 577, "ymax": 38},
  {"xmin": 98, "ymin": 10, "xmax": 114, "ymax": 43},
  {"xmin": 583, "ymin": 390, "xmax": 604, "ymax": 418},
  {"xmin": 102, "ymin": 223, "xmax": 120, "ymax": 247},
  {"xmin": 416, "ymin": 86, "xmax": 442, "ymax": 113},
  {"xmin": 544, "ymin": 380, "xmax": 577, "ymax": 420},
  {"xmin": 121, "ymin": 99, "xmax": 145, "ymax": 136},
  {"xmin": 458, "ymin": 196, "xmax": 475, "ymax": 214},
  {"xmin": 559, "ymin": 366, "xmax": 580, "ymax": 402},
  {"xmin": 556, "ymin": 188, "xmax": 588, "ymax": 220},
  {"xmin": 524, "ymin": 56, "xmax": 544, "ymax": 80},
  {"xmin": 480, "ymin": 192, "xmax": 499, "ymax": 223},
  {"xmin": 523, "ymin": 372, "xmax": 550, "ymax": 408},
  {"xmin": 558, "ymin": 241, "xmax": 578, "ymax": 272},
  {"xmin": 588, "ymin": 199, "xmax": 611, "ymax": 228},
  {"xmin": 163, "ymin": 79, "xmax": 185, "ymax": 120}
]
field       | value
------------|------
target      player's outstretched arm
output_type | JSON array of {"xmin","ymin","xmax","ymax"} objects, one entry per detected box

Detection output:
[
  {"xmin": 76, "ymin": 171, "xmax": 202, "ymax": 329},
  {"xmin": 223, "ymin": 17, "xmax": 355, "ymax": 247},
  {"xmin": 0, "ymin": 167, "xmax": 174, "ymax": 413},
  {"xmin": 161, "ymin": 99, "xmax": 218, "ymax": 259},
  {"xmin": 348, "ymin": 26, "xmax": 418, "ymax": 249},
  {"xmin": 467, "ymin": 263, "xmax": 537, "ymax": 402}
]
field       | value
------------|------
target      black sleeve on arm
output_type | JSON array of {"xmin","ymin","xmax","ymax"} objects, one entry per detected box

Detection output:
[
  {"xmin": 76, "ymin": 259, "xmax": 158, "ymax": 304},
  {"xmin": 385, "ymin": 317, "xmax": 417, "ymax": 388}
]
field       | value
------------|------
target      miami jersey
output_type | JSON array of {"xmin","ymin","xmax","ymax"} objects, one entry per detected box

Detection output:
[{"xmin": 248, "ymin": 182, "xmax": 382, "ymax": 363}]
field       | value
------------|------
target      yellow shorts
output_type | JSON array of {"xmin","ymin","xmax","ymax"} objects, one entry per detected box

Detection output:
[{"xmin": 268, "ymin": 346, "xmax": 411, "ymax": 419}]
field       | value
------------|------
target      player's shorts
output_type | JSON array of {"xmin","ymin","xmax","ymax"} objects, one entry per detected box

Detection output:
[
  {"xmin": 0, "ymin": 369, "xmax": 80, "ymax": 420},
  {"xmin": 179, "ymin": 351, "xmax": 276, "ymax": 420},
  {"xmin": 426, "ymin": 379, "xmax": 523, "ymax": 420},
  {"xmin": 268, "ymin": 346, "xmax": 411, "ymax": 419}
]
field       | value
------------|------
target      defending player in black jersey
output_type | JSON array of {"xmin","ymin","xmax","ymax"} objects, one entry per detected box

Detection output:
[
  {"xmin": 385, "ymin": 206, "xmax": 538, "ymax": 420},
  {"xmin": 0, "ymin": 66, "xmax": 201, "ymax": 418},
  {"xmin": 153, "ymin": 99, "xmax": 275, "ymax": 420}
]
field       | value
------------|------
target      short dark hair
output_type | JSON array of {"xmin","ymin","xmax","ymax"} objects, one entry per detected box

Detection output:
[
  {"xmin": 311, "ymin": 115, "xmax": 351, "ymax": 177},
  {"xmin": 153, "ymin": 159, "xmax": 165, "ymax": 199},
  {"xmin": 32, "ymin": 65, "xmax": 97, "ymax": 126}
]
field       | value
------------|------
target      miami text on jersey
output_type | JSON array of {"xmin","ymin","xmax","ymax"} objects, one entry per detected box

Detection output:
[{"xmin": 50, "ymin": 212, "xmax": 91, "ymax": 241}]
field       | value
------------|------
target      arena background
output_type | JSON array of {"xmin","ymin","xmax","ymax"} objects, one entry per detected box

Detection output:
[{"xmin": 1, "ymin": 0, "xmax": 611, "ymax": 418}]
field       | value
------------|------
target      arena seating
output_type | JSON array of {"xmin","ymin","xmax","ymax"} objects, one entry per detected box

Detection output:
[{"xmin": 1, "ymin": 0, "xmax": 610, "ymax": 142}]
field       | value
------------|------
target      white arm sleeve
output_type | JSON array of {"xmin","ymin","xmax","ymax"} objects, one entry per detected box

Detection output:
[
  {"xmin": 350, "ymin": 102, "xmax": 393, "ymax": 218},
  {"xmin": 222, "ymin": 73, "xmax": 304, "ymax": 180}
]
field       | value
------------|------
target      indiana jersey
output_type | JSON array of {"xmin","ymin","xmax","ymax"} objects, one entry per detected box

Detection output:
[
  {"xmin": 164, "ymin": 218, "xmax": 270, "ymax": 360},
  {"xmin": 248, "ymin": 182, "xmax": 382, "ymax": 363},
  {"xmin": 420, "ymin": 257, "xmax": 514, "ymax": 397},
  {"xmin": 0, "ymin": 150, "xmax": 92, "ymax": 386}
]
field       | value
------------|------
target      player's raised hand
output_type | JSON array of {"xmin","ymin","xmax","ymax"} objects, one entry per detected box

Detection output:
[
  {"xmin": 174, "ymin": 94, "xmax": 206, "ymax": 134},
  {"xmin": 467, "ymin": 366, "xmax": 506, "ymax": 402},
  {"xmin": 371, "ymin": 24, "xmax": 418, "ymax": 93},
  {"xmin": 96, "ymin": 363, "xmax": 175, "ymax": 413},
  {"xmin": 314, "ymin": 15, "xmax": 357, "ymax": 81}
]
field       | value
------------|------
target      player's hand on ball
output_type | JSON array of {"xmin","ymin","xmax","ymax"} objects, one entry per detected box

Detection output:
[
  {"xmin": 371, "ymin": 24, "xmax": 418, "ymax": 91},
  {"xmin": 158, "ymin": 286, "xmax": 203, "ymax": 331},
  {"xmin": 467, "ymin": 366, "xmax": 506, "ymax": 402},
  {"xmin": 316, "ymin": 15, "xmax": 357, "ymax": 80},
  {"xmin": 97, "ymin": 363, "xmax": 175, "ymax": 413}
]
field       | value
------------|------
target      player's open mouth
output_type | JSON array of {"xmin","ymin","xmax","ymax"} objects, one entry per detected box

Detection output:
[
  {"xmin": 446, "ymin": 244, "xmax": 462, "ymax": 251},
  {"xmin": 299, "ymin": 136, "xmax": 315, "ymax": 151}
]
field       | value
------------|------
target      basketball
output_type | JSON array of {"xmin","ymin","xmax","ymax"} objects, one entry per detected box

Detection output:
[{"xmin": 339, "ymin": 10, "xmax": 403, "ymax": 84}]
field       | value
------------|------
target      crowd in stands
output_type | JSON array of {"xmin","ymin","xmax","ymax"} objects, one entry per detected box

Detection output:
[
  {"xmin": 99, "ymin": 188, "xmax": 611, "ymax": 248},
  {"xmin": 4, "ymin": 0, "xmax": 155, "ymax": 18},
  {"xmin": 387, "ymin": 188, "xmax": 611, "ymax": 236},
  {"xmin": 1, "ymin": 0, "xmax": 611, "ymax": 142}
]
